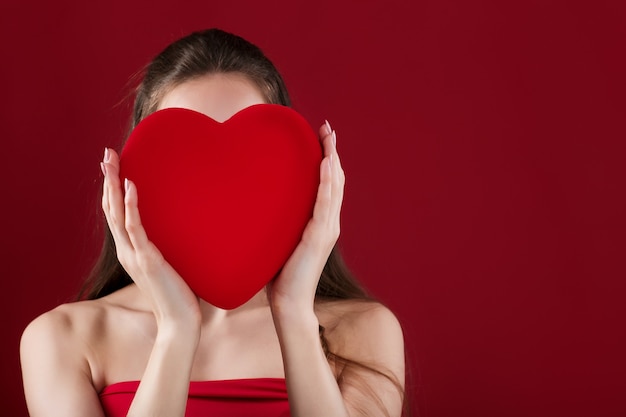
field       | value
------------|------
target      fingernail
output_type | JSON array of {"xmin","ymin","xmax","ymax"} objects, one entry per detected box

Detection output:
[
  {"xmin": 325, "ymin": 120, "xmax": 332, "ymax": 136},
  {"xmin": 332, "ymin": 130, "xmax": 336, "ymax": 146},
  {"xmin": 104, "ymin": 148, "xmax": 110, "ymax": 162},
  {"xmin": 124, "ymin": 178, "xmax": 130, "ymax": 192},
  {"xmin": 100, "ymin": 162, "xmax": 107, "ymax": 176},
  {"xmin": 329, "ymin": 153, "xmax": 333, "ymax": 168}
]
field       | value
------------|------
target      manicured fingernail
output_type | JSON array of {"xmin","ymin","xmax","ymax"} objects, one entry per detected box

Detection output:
[
  {"xmin": 100, "ymin": 162, "xmax": 107, "ymax": 176},
  {"xmin": 124, "ymin": 178, "xmax": 130, "ymax": 192},
  {"xmin": 104, "ymin": 148, "xmax": 110, "ymax": 162},
  {"xmin": 332, "ymin": 130, "xmax": 336, "ymax": 146},
  {"xmin": 325, "ymin": 120, "xmax": 332, "ymax": 135}
]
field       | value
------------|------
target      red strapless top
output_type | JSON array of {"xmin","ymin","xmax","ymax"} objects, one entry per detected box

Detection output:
[{"xmin": 99, "ymin": 378, "xmax": 290, "ymax": 417}]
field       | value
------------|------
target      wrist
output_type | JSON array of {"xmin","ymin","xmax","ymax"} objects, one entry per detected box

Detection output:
[
  {"xmin": 271, "ymin": 303, "xmax": 319, "ymax": 335},
  {"xmin": 154, "ymin": 303, "xmax": 202, "ymax": 332},
  {"xmin": 156, "ymin": 319, "xmax": 201, "ymax": 349}
]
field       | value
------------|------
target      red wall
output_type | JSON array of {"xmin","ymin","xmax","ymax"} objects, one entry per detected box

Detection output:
[{"xmin": 3, "ymin": 1, "xmax": 625, "ymax": 416}]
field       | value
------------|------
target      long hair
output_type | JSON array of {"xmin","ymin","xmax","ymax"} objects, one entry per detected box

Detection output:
[{"xmin": 78, "ymin": 28, "xmax": 407, "ymax": 415}]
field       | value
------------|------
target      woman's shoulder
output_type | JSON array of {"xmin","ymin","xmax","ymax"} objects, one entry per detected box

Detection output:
[
  {"xmin": 20, "ymin": 288, "xmax": 151, "ymax": 413},
  {"xmin": 21, "ymin": 285, "xmax": 145, "ymax": 353},
  {"xmin": 19, "ymin": 298, "xmax": 111, "ymax": 392},
  {"xmin": 315, "ymin": 298, "xmax": 405, "ymax": 356},
  {"xmin": 316, "ymin": 297, "xmax": 401, "ymax": 326},
  {"xmin": 21, "ymin": 299, "xmax": 107, "ymax": 355}
]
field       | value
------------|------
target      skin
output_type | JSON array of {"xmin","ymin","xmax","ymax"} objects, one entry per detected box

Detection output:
[{"xmin": 20, "ymin": 73, "xmax": 406, "ymax": 417}]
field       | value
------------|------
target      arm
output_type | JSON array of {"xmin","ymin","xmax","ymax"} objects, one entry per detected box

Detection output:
[
  {"xmin": 332, "ymin": 304, "xmax": 406, "ymax": 416},
  {"xmin": 21, "ymin": 151, "xmax": 201, "ymax": 417},
  {"xmin": 273, "ymin": 303, "xmax": 405, "ymax": 417},
  {"xmin": 269, "ymin": 123, "xmax": 405, "ymax": 416},
  {"xmin": 101, "ymin": 149, "xmax": 202, "ymax": 417},
  {"xmin": 22, "ymin": 151, "xmax": 201, "ymax": 417},
  {"xmin": 21, "ymin": 309, "xmax": 106, "ymax": 417}
]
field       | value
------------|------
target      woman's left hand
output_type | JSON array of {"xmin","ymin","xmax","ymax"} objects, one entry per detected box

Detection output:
[{"xmin": 268, "ymin": 121, "xmax": 344, "ymax": 314}]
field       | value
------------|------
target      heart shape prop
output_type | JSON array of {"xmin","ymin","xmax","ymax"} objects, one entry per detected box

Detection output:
[{"xmin": 119, "ymin": 104, "xmax": 321, "ymax": 309}]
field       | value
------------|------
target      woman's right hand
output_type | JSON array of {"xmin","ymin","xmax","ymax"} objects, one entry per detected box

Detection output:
[
  {"xmin": 101, "ymin": 148, "xmax": 201, "ymax": 330},
  {"xmin": 101, "ymin": 147, "xmax": 202, "ymax": 416}
]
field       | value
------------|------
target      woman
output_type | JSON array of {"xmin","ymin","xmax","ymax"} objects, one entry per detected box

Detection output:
[{"xmin": 20, "ymin": 28, "xmax": 406, "ymax": 417}]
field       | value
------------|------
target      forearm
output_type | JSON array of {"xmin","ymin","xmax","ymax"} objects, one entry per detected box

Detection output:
[
  {"xmin": 272, "ymin": 306, "xmax": 350, "ymax": 417},
  {"xmin": 127, "ymin": 323, "xmax": 200, "ymax": 417}
]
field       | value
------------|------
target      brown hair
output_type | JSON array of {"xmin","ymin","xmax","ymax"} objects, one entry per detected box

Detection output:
[{"xmin": 78, "ymin": 28, "xmax": 407, "ymax": 415}]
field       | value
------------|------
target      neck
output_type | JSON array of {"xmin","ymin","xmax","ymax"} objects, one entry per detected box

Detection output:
[{"xmin": 197, "ymin": 287, "xmax": 271, "ymax": 327}]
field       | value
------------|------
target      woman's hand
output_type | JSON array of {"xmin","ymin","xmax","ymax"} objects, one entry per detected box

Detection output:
[
  {"xmin": 101, "ymin": 148, "xmax": 202, "ymax": 416},
  {"xmin": 268, "ymin": 121, "xmax": 344, "ymax": 314},
  {"xmin": 101, "ymin": 148, "xmax": 201, "ymax": 330},
  {"xmin": 267, "ymin": 121, "xmax": 353, "ymax": 417}
]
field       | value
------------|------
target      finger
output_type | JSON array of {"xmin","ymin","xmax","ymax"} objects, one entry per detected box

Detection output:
[
  {"xmin": 101, "ymin": 164, "xmax": 120, "ymax": 245},
  {"xmin": 329, "ymin": 132, "xmax": 345, "ymax": 221},
  {"xmin": 124, "ymin": 178, "xmax": 150, "ymax": 250},
  {"xmin": 101, "ymin": 162, "xmax": 110, "ymax": 217},
  {"xmin": 318, "ymin": 122, "xmax": 335, "ymax": 158},
  {"xmin": 319, "ymin": 120, "xmax": 332, "ymax": 139},
  {"xmin": 311, "ymin": 155, "xmax": 333, "ymax": 228},
  {"xmin": 317, "ymin": 122, "xmax": 344, "ymax": 226},
  {"xmin": 102, "ymin": 150, "xmax": 133, "ymax": 252}
]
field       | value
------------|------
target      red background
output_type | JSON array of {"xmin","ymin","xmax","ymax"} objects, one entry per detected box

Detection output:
[{"xmin": 2, "ymin": 1, "xmax": 625, "ymax": 416}]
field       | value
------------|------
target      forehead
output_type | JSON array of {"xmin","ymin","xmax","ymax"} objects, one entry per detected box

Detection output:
[{"xmin": 157, "ymin": 72, "xmax": 267, "ymax": 122}]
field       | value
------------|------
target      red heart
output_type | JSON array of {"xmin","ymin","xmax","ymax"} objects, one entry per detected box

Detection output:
[{"xmin": 118, "ymin": 104, "xmax": 321, "ymax": 309}]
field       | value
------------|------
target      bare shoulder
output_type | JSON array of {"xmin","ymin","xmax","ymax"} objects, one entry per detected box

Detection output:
[
  {"xmin": 316, "ymin": 298, "xmax": 405, "ymax": 364},
  {"xmin": 316, "ymin": 299, "xmax": 406, "ymax": 415},
  {"xmin": 316, "ymin": 298, "xmax": 404, "ymax": 336},
  {"xmin": 21, "ymin": 299, "xmax": 108, "ymax": 354},
  {"xmin": 20, "ymin": 299, "xmax": 111, "ymax": 417},
  {"xmin": 21, "ymin": 285, "xmax": 149, "ymax": 376},
  {"xmin": 20, "ymin": 299, "xmax": 111, "ymax": 390},
  {"xmin": 22, "ymin": 285, "xmax": 146, "ymax": 352}
]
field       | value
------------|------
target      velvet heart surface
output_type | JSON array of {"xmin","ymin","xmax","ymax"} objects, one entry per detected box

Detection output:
[{"xmin": 118, "ymin": 104, "xmax": 322, "ymax": 309}]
